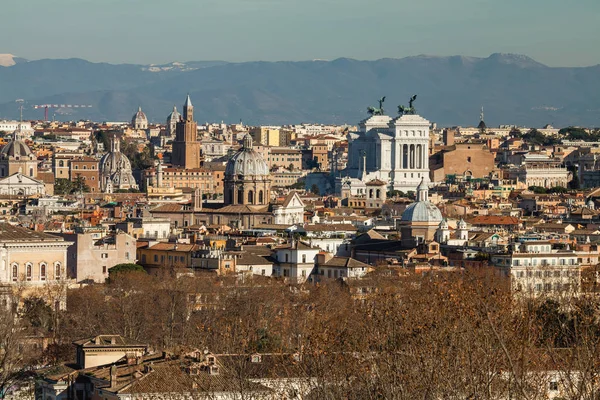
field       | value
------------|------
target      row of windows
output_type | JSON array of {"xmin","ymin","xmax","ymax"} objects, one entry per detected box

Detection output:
[
  {"xmin": 515, "ymin": 270, "xmax": 579, "ymax": 278},
  {"xmin": 12, "ymin": 262, "xmax": 61, "ymax": 281},
  {"xmin": 517, "ymin": 283, "xmax": 575, "ymax": 292},
  {"xmin": 513, "ymin": 258, "xmax": 576, "ymax": 266}
]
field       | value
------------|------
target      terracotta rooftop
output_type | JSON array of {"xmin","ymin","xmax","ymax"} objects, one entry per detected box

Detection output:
[
  {"xmin": 0, "ymin": 223, "xmax": 66, "ymax": 242},
  {"xmin": 466, "ymin": 215, "xmax": 520, "ymax": 225},
  {"xmin": 148, "ymin": 243, "xmax": 199, "ymax": 252}
]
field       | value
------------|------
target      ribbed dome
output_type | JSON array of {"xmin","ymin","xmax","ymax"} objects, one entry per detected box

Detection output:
[
  {"xmin": 0, "ymin": 139, "xmax": 34, "ymax": 159},
  {"xmin": 100, "ymin": 151, "xmax": 133, "ymax": 176},
  {"xmin": 401, "ymin": 202, "xmax": 443, "ymax": 223},
  {"xmin": 401, "ymin": 177, "xmax": 443, "ymax": 223},
  {"xmin": 166, "ymin": 106, "xmax": 180, "ymax": 123},
  {"xmin": 99, "ymin": 138, "xmax": 137, "ymax": 191},
  {"xmin": 132, "ymin": 107, "xmax": 148, "ymax": 127},
  {"xmin": 225, "ymin": 135, "xmax": 269, "ymax": 177}
]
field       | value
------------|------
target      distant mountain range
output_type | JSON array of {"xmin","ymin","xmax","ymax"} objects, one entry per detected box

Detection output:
[{"xmin": 0, "ymin": 53, "xmax": 599, "ymax": 127}]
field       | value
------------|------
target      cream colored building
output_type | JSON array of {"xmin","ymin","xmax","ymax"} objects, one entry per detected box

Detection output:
[
  {"xmin": 0, "ymin": 224, "xmax": 72, "ymax": 307},
  {"xmin": 492, "ymin": 241, "xmax": 580, "ymax": 297},
  {"xmin": 73, "ymin": 335, "xmax": 147, "ymax": 369},
  {"xmin": 250, "ymin": 126, "xmax": 280, "ymax": 146}
]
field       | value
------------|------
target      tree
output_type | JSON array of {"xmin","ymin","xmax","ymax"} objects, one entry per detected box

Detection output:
[
  {"xmin": 310, "ymin": 184, "xmax": 320, "ymax": 195},
  {"xmin": 54, "ymin": 178, "xmax": 74, "ymax": 196},
  {"xmin": 528, "ymin": 186, "xmax": 548, "ymax": 194},
  {"xmin": 72, "ymin": 175, "xmax": 90, "ymax": 194},
  {"xmin": 108, "ymin": 263, "xmax": 146, "ymax": 281},
  {"xmin": 20, "ymin": 296, "xmax": 53, "ymax": 331},
  {"xmin": 547, "ymin": 186, "xmax": 568, "ymax": 194},
  {"xmin": 0, "ymin": 301, "xmax": 28, "ymax": 398}
]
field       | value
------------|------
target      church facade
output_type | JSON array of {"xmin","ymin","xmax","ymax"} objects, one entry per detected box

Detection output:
[{"xmin": 336, "ymin": 103, "xmax": 431, "ymax": 196}]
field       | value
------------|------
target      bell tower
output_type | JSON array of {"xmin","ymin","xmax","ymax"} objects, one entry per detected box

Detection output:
[{"xmin": 172, "ymin": 94, "xmax": 201, "ymax": 169}]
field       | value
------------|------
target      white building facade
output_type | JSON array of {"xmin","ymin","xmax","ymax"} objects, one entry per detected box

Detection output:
[
  {"xmin": 337, "ymin": 113, "xmax": 431, "ymax": 195},
  {"xmin": 491, "ymin": 241, "xmax": 580, "ymax": 297}
]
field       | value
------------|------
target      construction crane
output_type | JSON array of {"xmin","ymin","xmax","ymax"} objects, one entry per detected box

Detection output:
[{"xmin": 33, "ymin": 104, "xmax": 93, "ymax": 121}]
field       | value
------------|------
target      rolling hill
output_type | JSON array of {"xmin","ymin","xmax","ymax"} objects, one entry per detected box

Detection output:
[{"xmin": 0, "ymin": 54, "xmax": 598, "ymax": 127}]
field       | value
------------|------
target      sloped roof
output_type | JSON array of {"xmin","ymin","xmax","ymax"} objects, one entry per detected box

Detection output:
[
  {"xmin": 0, "ymin": 223, "xmax": 65, "ymax": 242},
  {"xmin": 366, "ymin": 179, "xmax": 386, "ymax": 186},
  {"xmin": 323, "ymin": 256, "xmax": 370, "ymax": 269},
  {"xmin": 72, "ymin": 335, "xmax": 146, "ymax": 348},
  {"xmin": 466, "ymin": 215, "xmax": 520, "ymax": 225},
  {"xmin": 148, "ymin": 243, "xmax": 198, "ymax": 252}
]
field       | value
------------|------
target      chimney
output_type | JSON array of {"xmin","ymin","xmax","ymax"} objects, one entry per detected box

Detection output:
[
  {"xmin": 110, "ymin": 336, "xmax": 116, "ymax": 345},
  {"xmin": 110, "ymin": 365, "xmax": 117, "ymax": 387}
]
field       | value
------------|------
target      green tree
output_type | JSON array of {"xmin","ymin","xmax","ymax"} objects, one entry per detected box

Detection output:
[
  {"xmin": 54, "ymin": 178, "xmax": 74, "ymax": 195},
  {"xmin": 108, "ymin": 263, "xmax": 146, "ymax": 282},
  {"xmin": 547, "ymin": 186, "xmax": 568, "ymax": 194},
  {"xmin": 72, "ymin": 175, "xmax": 90, "ymax": 194},
  {"xmin": 310, "ymin": 184, "xmax": 320, "ymax": 195},
  {"xmin": 528, "ymin": 186, "xmax": 548, "ymax": 194},
  {"xmin": 20, "ymin": 296, "xmax": 54, "ymax": 331}
]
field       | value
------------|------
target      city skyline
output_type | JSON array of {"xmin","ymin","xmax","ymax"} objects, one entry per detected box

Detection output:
[{"xmin": 2, "ymin": 0, "xmax": 600, "ymax": 67}]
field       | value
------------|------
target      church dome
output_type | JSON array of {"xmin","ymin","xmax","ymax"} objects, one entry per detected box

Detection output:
[
  {"xmin": 99, "ymin": 137, "xmax": 137, "ymax": 191},
  {"xmin": 166, "ymin": 106, "xmax": 180, "ymax": 123},
  {"xmin": 225, "ymin": 135, "xmax": 269, "ymax": 177},
  {"xmin": 401, "ymin": 178, "xmax": 443, "ymax": 223},
  {"xmin": 132, "ymin": 107, "xmax": 148, "ymax": 128},
  {"xmin": 100, "ymin": 151, "xmax": 133, "ymax": 176},
  {"xmin": 401, "ymin": 202, "xmax": 443, "ymax": 223},
  {"xmin": 0, "ymin": 139, "xmax": 34, "ymax": 160}
]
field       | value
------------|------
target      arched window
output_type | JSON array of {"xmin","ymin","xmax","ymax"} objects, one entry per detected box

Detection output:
[
  {"xmin": 369, "ymin": 189, "xmax": 373, "ymax": 198},
  {"xmin": 40, "ymin": 263, "xmax": 47, "ymax": 281},
  {"xmin": 55, "ymin": 263, "xmax": 61, "ymax": 279},
  {"xmin": 248, "ymin": 190, "xmax": 254, "ymax": 204},
  {"xmin": 237, "ymin": 190, "xmax": 244, "ymax": 205},
  {"xmin": 258, "ymin": 190, "xmax": 264, "ymax": 203},
  {"xmin": 29, "ymin": 168, "xmax": 34, "ymax": 177},
  {"xmin": 59, "ymin": 160, "xmax": 64, "ymax": 167},
  {"xmin": 26, "ymin": 263, "xmax": 32, "ymax": 280},
  {"xmin": 83, "ymin": 165, "xmax": 87, "ymax": 170},
  {"xmin": 376, "ymin": 189, "xmax": 381, "ymax": 199},
  {"xmin": 12, "ymin": 264, "xmax": 18, "ymax": 281}
]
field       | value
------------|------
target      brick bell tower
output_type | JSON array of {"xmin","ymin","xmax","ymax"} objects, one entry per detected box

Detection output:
[{"xmin": 172, "ymin": 94, "xmax": 202, "ymax": 169}]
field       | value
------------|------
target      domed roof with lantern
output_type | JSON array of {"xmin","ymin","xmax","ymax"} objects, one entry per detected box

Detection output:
[
  {"xmin": 131, "ymin": 106, "xmax": 148, "ymax": 129},
  {"xmin": 166, "ymin": 106, "xmax": 180, "ymax": 124},
  {"xmin": 225, "ymin": 135, "xmax": 270, "ymax": 177},
  {"xmin": 99, "ymin": 136, "xmax": 138, "ymax": 192},
  {"xmin": 0, "ymin": 138, "xmax": 34, "ymax": 160},
  {"xmin": 401, "ymin": 178, "xmax": 443, "ymax": 223}
]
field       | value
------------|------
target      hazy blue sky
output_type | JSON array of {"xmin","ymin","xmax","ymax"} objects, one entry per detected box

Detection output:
[{"xmin": 3, "ymin": 0, "xmax": 599, "ymax": 66}]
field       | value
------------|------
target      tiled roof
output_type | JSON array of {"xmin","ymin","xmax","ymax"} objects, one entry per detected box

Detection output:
[
  {"xmin": 303, "ymin": 224, "xmax": 357, "ymax": 232},
  {"xmin": 234, "ymin": 252, "xmax": 273, "ymax": 266},
  {"xmin": 118, "ymin": 361, "xmax": 270, "ymax": 395},
  {"xmin": 466, "ymin": 215, "xmax": 520, "ymax": 225},
  {"xmin": 72, "ymin": 335, "xmax": 146, "ymax": 348},
  {"xmin": 0, "ymin": 223, "xmax": 65, "ymax": 242},
  {"xmin": 322, "ymin": 256, "xmax": 370, "ymax": 269},
  {"xmin": 148, "ymin": 243, "xmax": 198, "ymax": 252},
  {"xmin": 151, "ymin": 204, "xmax": 184, "ymax": 213}
]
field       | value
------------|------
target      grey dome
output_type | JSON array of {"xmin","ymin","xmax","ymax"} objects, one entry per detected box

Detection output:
[
  {"xmin": 401, "ymin": 201, "xmax": 443, "ymax": 223},
  {"xmin": 99, "ymin": 138, "xmax": 138, "ymax": 190},
  {"xmin": 0, "ymin": 140, "xmax": 34, "ymax": 160},
  {"xmin": 132, "ymin": 107, "xmax": 148, "ymax": 126},
  {"xmin": 225, "ymin": 135, "xmax": 269, "ymax": 177},
  {"xmin": 100, "ymin": 151, "xmax": 134, "ymax": 177},
  {"xmin": 166, "ymin": 106, "xmax": 180, "ymax": 123}
]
